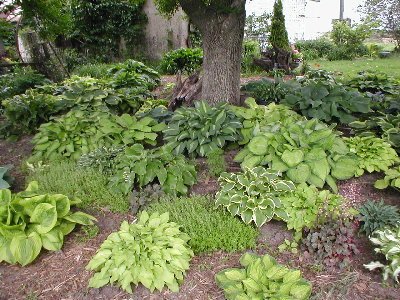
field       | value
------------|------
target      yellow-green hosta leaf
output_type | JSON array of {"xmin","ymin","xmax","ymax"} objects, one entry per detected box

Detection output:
[
  {"xmin": 30, "ymin": 203, "xmax": 58, "ymax": 234},
  {"xmin": 63, "ymin": 211, "xmax": 97, "ymax": 225},
  {"xmin": 281, "ymin": 150, "xmax": 304, "ymax": 168},
  {"xmin": 10, "ymin": 232, "xmax": 42, "ymax": 266},
  {"xmin": 41, "ymin": 227, "xmax": 64, "ymax": 251}
]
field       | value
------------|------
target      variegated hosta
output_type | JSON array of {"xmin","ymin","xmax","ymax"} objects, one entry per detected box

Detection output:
[
  {"xmin": 364, "ymin": 227, "xmax": 400, "ymax": 283},
  {"xmin": 215, "ymin": 167, "xmax": 295, "ymax": 227}
]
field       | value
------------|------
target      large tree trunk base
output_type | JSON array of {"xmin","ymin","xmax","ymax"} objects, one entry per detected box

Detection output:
[{"xmin": 169, "ymin": 72, "xmax": 203, "ymax": 111}]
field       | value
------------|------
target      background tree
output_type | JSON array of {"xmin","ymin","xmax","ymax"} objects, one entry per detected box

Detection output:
[
  {"xmin": 360, "ymin": 0, "xmax": 400, "ymax": 50},
  {"xmin": 154, "ymin": 0, "xmax": 246, "ymax": 105},
  {"xmin": 269, "ymin": 0, "xmax": 289, "ymax": 50}
]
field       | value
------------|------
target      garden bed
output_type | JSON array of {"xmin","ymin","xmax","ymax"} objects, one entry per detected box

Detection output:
[{"xmin": 0, "ymin": 135, "xmax": 399, "ymax": 300}]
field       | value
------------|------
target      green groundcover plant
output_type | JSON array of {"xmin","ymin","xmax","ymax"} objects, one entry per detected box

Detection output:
[
  {"xmin": 216, "ymin": 167, "xmax": 295, "ymax": 227},
  {"xmin": 216, "ymin": 252, "xmax": 312, "ymax": 299},
  {"xmin": 147, "ymin": 196, "xmax": 259, "ymax": 253},
  {"xmin": 375, "ymin": 165, "xmax": 400, "ymax": 190},
  {"xmin": 344, "ymin": 136, "xmax": 399, "ymax": 177},
  {"xmin": 235, "ymin": 118, "xmax": 358, "ymax": 192},
  {"xmin": 358, "ymin": 200, "xmax": 400, "ymax": 236},
  {"xmin": 364, "ymin": 227, "xmax": 400, "ymax": 283},
  {"xmin": 0, "ymin": 181, "xmax": 96, "ymax": 266},
  {"xmin": 87, "ymin": 211, "xmax": 193, "ymax": 293},
  {"xmin": 164, "ymin": 101, "xmax": 242, "ymax": 157}
]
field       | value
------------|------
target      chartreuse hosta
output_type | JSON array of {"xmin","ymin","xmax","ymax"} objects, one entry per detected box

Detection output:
[
  {"xmin": 0, "ymin": 182, "xmax": 96, "ymax": 266},
  {"xmin": 364, "ymin": 227, "xmax": 400, "ymax": 283},
  {"xmin": 216, "ymin": 253, "xmax": 312, "ymax": 300},
  {"xmin": 164, "ymin": 101, "xmax": 242, "ymax": 157},
  {"xmin": 235, "ymin": 118, "xmax": 358, "ymax": 192},
  {"xmin": 375, "ymin": 165, "xmax": 400, "ymax": 190},
  {"xmin": 215, "ymin": 167, "xmax": 295, "ymax": 227},
  {"xmin": 87, "ymin": 211, "xmax": 193, "ymax": 293}
]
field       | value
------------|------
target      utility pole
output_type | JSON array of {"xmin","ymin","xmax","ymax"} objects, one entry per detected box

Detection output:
[{"xmin": 339, "ymin": 0, "xmax": 344, "ymax": 20}]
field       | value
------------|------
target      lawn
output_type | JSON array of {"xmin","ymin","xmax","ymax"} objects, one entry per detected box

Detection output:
[{"xmin": 309, "ymin": 55, "xmax": 400, "ymax": 78}]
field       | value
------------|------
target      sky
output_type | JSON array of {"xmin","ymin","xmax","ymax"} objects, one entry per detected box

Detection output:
[{"xmin": 246, "ymin": 0, "xmax": 365, "ymax": 40}]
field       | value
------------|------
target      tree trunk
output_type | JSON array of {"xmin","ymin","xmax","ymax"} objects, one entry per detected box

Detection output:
[{"xmin": 180, "ymin": 0, "xmax": 246, "ymax": 105}]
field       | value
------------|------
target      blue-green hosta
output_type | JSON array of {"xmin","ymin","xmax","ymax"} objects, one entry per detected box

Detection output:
[
  {"xmin": 108, "ymin": 144, "xmax": 197, "ymax": 195},
  {"xmin": 164, "ymin": 101, "xmax": 242, "ymax": 157},
  {"xmin": 216, "ymin": 253, "xmax": 312, "ymax": 300},
  {"xmin": 231, "ymin": 98, "xmax": 303, "ymax": 145},
  {"xmin": 0, "ymin": 165, "xmax": 13, "ymax": 189},
  {"xmin": 87, "ymin": 211, "xmax": 193, "ymax": 293},
  {"xmin": 344, "ymin": 136, "xmax": 399, "ymax": 177},
  {"xmin": 215, "ymin": 167, "xmax": 295, "ymax": 227},
  {"xmin": 235, "ymin": 118, "xmax": 357, "ymax": 192},
  {"xmin": 0, "ymin": 182, "xmax": 96, "ymax": 266},
  {"xmin": 364, "ymin": 227, "xmax": 400, "ymax": 283}
]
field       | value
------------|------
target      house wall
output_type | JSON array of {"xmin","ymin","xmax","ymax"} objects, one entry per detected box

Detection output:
[{"xmin": 143, "ymin": 0, "xmax": 189, "ymax": 60}]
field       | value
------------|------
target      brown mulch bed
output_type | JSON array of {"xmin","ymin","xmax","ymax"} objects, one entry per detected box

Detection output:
[{"xmin": 1, "ymin": 128, "xmax": 400, "ymax": 298}]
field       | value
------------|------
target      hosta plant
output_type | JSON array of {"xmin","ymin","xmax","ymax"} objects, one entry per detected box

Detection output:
[
  {"xmin": 109, "ymin": 144, "xmax": 197, "ymax": 195},
  {"xmin": 282, "ymin": 82, "xmax": 370, "ymax": 124},
  {"xmin": 30, "ymin": 111, "xmax": 164, "ymax": 162},
  {"xmin": 216, "ymin": 253, "xmax": 312, "ymax": 300},
  {"xmin": 344, "ymin": 136, "xmax": 399, "ymax": 177},
  {"xmin": 0, "ymin": 181, "xmax": 96, "ymax": 266},
  {"xmin": 347, "ymin": 70, "xmax": 400, "ymax": 95},
  {"xmin": 357, "ymin": 200, "xmax": 400, "ymax": 236},
  {"xmin": 235, "ymin": 118, "xmax": 358, "ymax": 192},
  {"xmin": 375, "ymin": 165, "xmax": 400, "ymax": 190},
  {"xmin": 281, "ymin": 183, "xmax": 343, "ymax": 234},
  {"xmin": 302, "ymin": 217, "xmax": 359, "ymax": 269},
  {"xmin": 364, "ymin": 227, "xmax": 400, "ymax": 283},
  {"xmin": 231, "ymin": 98, "xmax": 302, "ymax": 145},
  {"xmin": 0, "ymin": 165, "xmax": 13, "ymax": 189},
  {"xmin": 77, "ymin": 146, "xmax": 125, "ymax": 175},
  {"xmin": 87, "ymin": 211, "xmax": 194, "ymax": 293},
  {"xmin": 215, "ymin": 167, "xmax": 295, "ymax": 227},
  {"xmin": 349, "ymin": 113, "xmax": 400, "ymax": 151},
  {"xmin": 164, "ymin": 101, "xmax": 242, "ymax": 157}
]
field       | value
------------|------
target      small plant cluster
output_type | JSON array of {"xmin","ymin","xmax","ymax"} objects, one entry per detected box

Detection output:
[
  {"xmin": 0, "ymin": 165, "xmax": 13, "ymax": 189},
  {"xmin": 147, "ymin": 196, "xmax": 258, "ymax": 253},
  {"xmin": 205, "ymin": 148, "xmax": 227, "ymax": 177},
  {"xmin": 344, "ymin": 136, "xmax": 399, "ymax": 177},
  {"xmin": 164, "ymin": 101, "xmax": 242, "ymax": 157},
  {"xmin": 129, "ymin": 184, "xmax": 166, "ymax": 214},
  {"xmin": 282, "ymin": 81, "xmax": 370, "ymax": 124},
  {"xmin": 87, "ymin": 211, "xmax": 194, "ymax": 293},
  {"xmin": 235, "ymin": 118, "xmax": 358, "ymax": 192},
  {"xmin": 347, "ymin": 70, "xmax": 400, "ymax": 96},
  {"xmin": 240, "ymin": 78, "xmax": 296, "ymax": 104},
  {"xmin": 375, "ymin": 165, "xmax": 400, "ymax": 190},
  {"xmin": 301, "ymin": 217, "xmax": 359, "ymax": 269},
  {"xmin": 0, "ymin": 182, "xmax": 96, "ymax": 266},
  {"xmin": 232, "ymin": 98, "xmax": 302, "ymax": 145},
  {"xmin": 77, "ymin": 146, "xmax": 124, "ymax": 175},
  {"xmin": 215, "ymin": 167, "xmax": 295, "ymax": 227},
  {"xmin": 216, "ymin": 253, "xmax": 312, "ymax": 300},
  {"xmin": 364, "ymin": 227, "xmax": 400, "ymax": 283},
  {"xmin": 159, "ymin": 48, "xmax": 203, "ymax": 75},
  {"xmin": 108, "ymin": 144, "xmax": 197, "ymax": 195},
  {"xmin": 357, "ymin": 200, "xmax": 400, "ymax": 236}
]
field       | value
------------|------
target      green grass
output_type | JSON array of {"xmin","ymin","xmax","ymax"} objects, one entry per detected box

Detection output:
[
  {"xmin": 72, "ymin": 63, "xmax": 116, "ymax": 79},
  {"xmin": 309, "ymin": 55, "xmax": 400, "ymax": 79},
  {"xmin": 147, "ymin": 196, "xmax": 259, "ymax": 254},
  {"xmin": 28, "ymin": 161, "xmax": 129, "ymax": 213}
]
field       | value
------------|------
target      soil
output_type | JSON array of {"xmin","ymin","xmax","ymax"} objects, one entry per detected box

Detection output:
[{"xmin": 1, "ymin": 106, "xmax": 400, "ymax": 299}]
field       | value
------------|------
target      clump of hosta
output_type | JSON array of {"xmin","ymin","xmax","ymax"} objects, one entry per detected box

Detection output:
[
  {"xmin": 364, "ymin": 227, "xmax": 400, "ymax": 283},
  {"xmin": 77, "ymin": 146, "xmax": 124, "ymax": 175},
  {"xmin": 129, "ymin": 184, "xmax": 166, "ymax": 214},
  {"xmin": 216, "ymin": 252, "xmax": 312, "ymax": 300},
  {"xmin": 87, "ymin": 211, "xmax": 193, "ymax": 293},
  {"xmin": 375, "ymin": 165, "xmax": 400, "ymax": 190},
  {"xmin": 358, "ymin": 200, "xmax": 400, "ymax": 236},
  {"xmin": 281, "ymin": 183, "xmax": 343, "ymax": 234},
  {"xmin": 215, "ymin": 167, "xmax": 295, "ymax": 227},
  {"xmin": 235, "ymin": 118, "xmax": 358, "ymax": 192},
  {"xmin": 344, "ymin": 136, "xmax": 399, "ymax": 177},
  {"xmin": 0, "ymin": 181, "xmax": 96, "ymax": 266}
]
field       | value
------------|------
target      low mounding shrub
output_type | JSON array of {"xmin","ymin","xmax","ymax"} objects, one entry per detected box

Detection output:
[
  {"xmin": 159, "ymin": 48, "xmax": 203, "ymax": 75},
  {"xmin": 295, "ymin": 38, "xmax": 334, "ymax": 60},
  {"xmin": 242, "ymin": 39, "xmax": 261, "ymax": 74},
  {"xmin": 87, "ymin": 211, "xmax": 194, "ymax": 293},
  {"xmin": 147, "ymin": 196, "xmax": 259, "ymax": 253},
  {"xmin": 28, "ymin": 161, "xmax": 129, "ymax": 212},
  {"xmin": 216, "ymin": 253, "xmax": 312, "ymax": 299},
  {"xmin": 0, "ymin": 67, "xmax": 48, "ymax": 100},
  {"xmin": 0, "ymin": 181, "xmax": 96, "ymax": 266}
]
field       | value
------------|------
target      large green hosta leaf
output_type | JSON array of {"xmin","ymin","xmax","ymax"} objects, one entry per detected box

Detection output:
[
  {"xmin": 30, "ymin": 203, "xmax": 58, "ymax": 234},
  {"xmin": 10, "ymin": 232, "xmax": 42, "ymax": 266}
]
